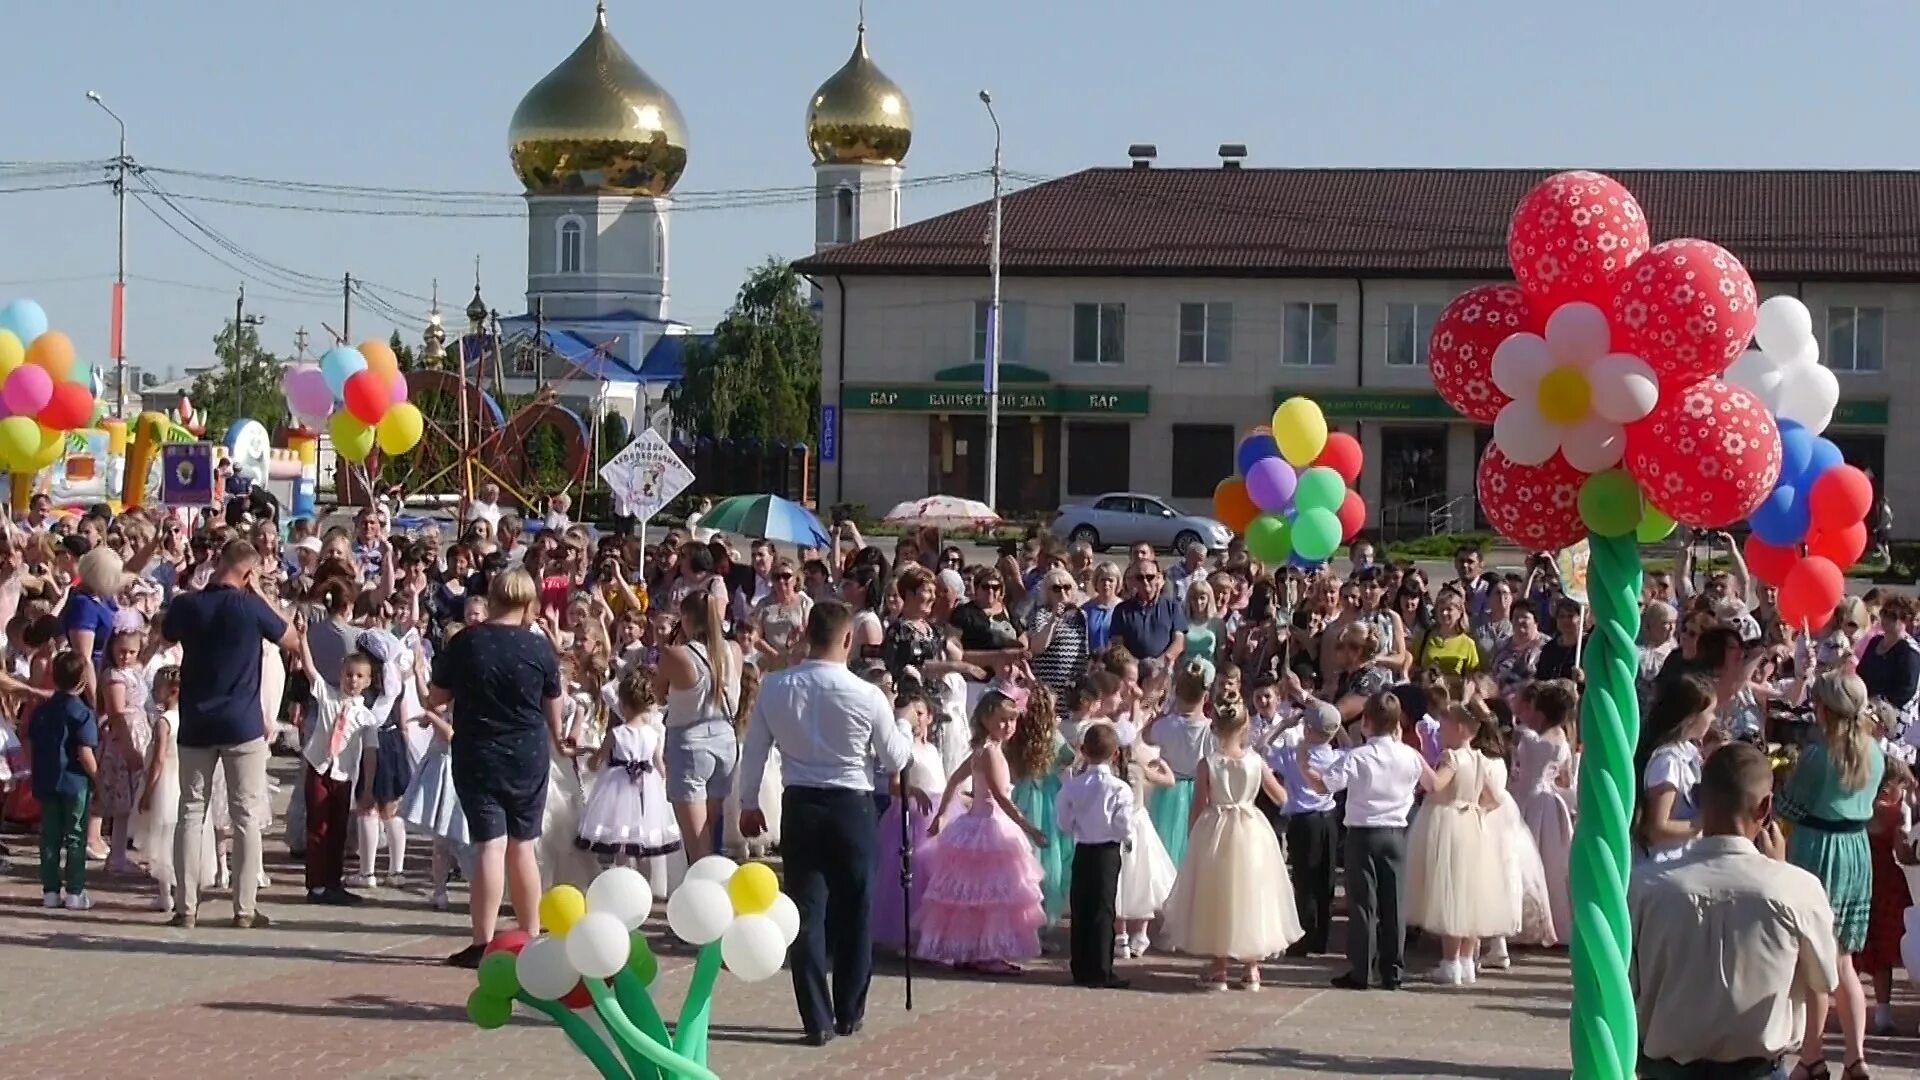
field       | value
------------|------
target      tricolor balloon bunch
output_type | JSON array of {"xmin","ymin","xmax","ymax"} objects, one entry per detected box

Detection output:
[
  {"xmin": 1431, "ymin": 170, "xmax": 1782, "ymax": 549},
  {"xmin": 1211, "ymin": 395, "xmax": 1366, "ymax": 567},
  {"xmin": 280, "ymin": 340, "xmax": 424, "ymax": 464},
  {"xmin": 467, "ymin": 858, "xmax": 799, "ymax": 1080},
  {"xmin": 0, "ymin": 300, "xmax": 101, "ymax": 473}
]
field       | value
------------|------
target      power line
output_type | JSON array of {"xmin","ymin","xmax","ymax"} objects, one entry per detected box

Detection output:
[{"xmin": 129, "ymin": 193, "xmax": 337, "ymax": 301}]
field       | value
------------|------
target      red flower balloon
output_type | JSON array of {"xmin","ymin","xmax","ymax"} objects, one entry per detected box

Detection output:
[
  {"xmin": 1809, "ymin": 465, "xmax": 1873, "ymax": 534},
  {"xmin": 1477, "ymin": 445, "xmax": 1586, "ymax": 551},
  {"xmin": 1312, "ymin": 431, "xmax": 1365, "ymax": 486},
  {"xmin": 1626, "ymin": 379, "xmax": 1781, "ymax": 529},
  {"xmin": 35, "ymin": 381, "xmax": 93, "ymax": 431},
  {"xmin": 1743, "ymin": 535, "xmax": 1800, "ymax": 588},
  {"xmin": 1337, "ymin": 489, "xmax": 1367, "ymax": 543},
  {"xmin": 1429, "ymin": 284, "xmax": 1536, "ymax": 423},
  {"xmin": 1807, "ymin": 521, "xmax": 1868, "ymax": 569},
  {"xmin": 1506, "ymin": 171, "xmax": 1651, "ymax": 310},
  {"xmin": 1610, "ymin": 239, "xmax": 1757, "ymax": 388}
]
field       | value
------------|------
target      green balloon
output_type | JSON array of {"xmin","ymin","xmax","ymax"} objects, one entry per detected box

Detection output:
[
  {"xmin": 477, "ymin": 950, "xmax": 521, "ymax": 999},
  {"xmin": 1636, "ymin": 505, "xmax": 1676, "ymax": 544},
  {"xmin": 1578, "ymin": 470, "xmax": 1642, "ymax": 538},
  {"xmin": 467, "ymin": 987, "xmax": 513, "ymax": 1030},
  {"xmin": 626, "ymin": 930, "xmax": 659, "ymax": 986},
  {"xmin": 1245, "ymin": 514, "xmax": 1292, "ymax": 563},
  {"xmin": 1291, "ymin": 506, "xmax": 1343, "ymax": 561},
  {"xmin": 1293, "ymin": 466, "xmax": 1346, "ymax": 513}
]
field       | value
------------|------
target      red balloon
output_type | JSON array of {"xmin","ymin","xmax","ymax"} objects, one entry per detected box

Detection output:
[
  {"xmin": 1611, "ymin": 239, "xmax": 1758, "ymax": 389},
  {"xmin": 342, "ymin": 369, "xmax": 389, "ymax": 425},
  {"xmin": 1807, "ymin": 521, "xmax": 1868, "ymax": 569},
  {"xmin": 1780, "ymin": 556, "xmax": 1846, "ymax": 629},
  {"xmin": 559, "ymin": 980, "xmax": 594, "ymax": 1011},
  {"xmin": 35, "ymin": 381, "xmax": 93, "ymax": 431},
  {"xmin": 1336, "ymin": 489, "xmax": 1367, "ymax": 542},
  {"xmin": 1506, "ymin": 170, "xmax": 1651, "ymax": 310},
  {"xmin": 484, "ymin": 929, "xmax": 529, "ymax": 956},
  {"xmin": 1743, "ymin": 535, "xmax": 1800, "ymax": 588},
  {"xmin": 1212, "ymin": 477, "xmax": 1259, "ymax": 534},
  {"xmin": 1477, "ymin": 444, "xmax": 1587, "ymax": 551},
  {"xmin": 1429, "ymin": 284, "xmax": 1537, "ymax": 423},
  {"xmin": 1312, "ymin": 431, "xmax": 1365, "ymax": 486},
  {"xmin": 1626, "ymin": 379, "xmax": 1781, "ymax": 529},
  {"xmin": 1808, "ymin": 465, "xmax": 1873, "ymax": 532}
]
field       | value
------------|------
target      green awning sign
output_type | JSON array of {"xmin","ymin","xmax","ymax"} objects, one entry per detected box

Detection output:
[{"xmin": 842, "ymin": 384, "xmax": 1150, "ymax": 416}]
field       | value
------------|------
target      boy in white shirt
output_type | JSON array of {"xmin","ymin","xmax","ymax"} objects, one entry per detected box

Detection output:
[
  {"xmin": 1313, "ymin": 690, "xmax": 1425, "ymax": 991},
  {"xmin": 297, "ymin": 627, "xmax": 379, "ymax": 907},
  {"xmin": 1054, "ymin": 723, "xmax": 1134, "ymax": 989}
]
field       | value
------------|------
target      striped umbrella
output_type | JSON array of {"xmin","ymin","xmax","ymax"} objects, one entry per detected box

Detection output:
[{"xmin": 698, "ymin": 494, "xmax": 833, "ymax": 547}]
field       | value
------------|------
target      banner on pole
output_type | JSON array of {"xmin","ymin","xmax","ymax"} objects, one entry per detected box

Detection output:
[{"xmin": 599, "ymin": 429, "xmax": 693, "ymax": 521}]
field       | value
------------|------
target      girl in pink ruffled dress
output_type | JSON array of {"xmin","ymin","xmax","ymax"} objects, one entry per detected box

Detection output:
[{"xmin": 915, "ymin": 684, "xmax": 1048, "ymax": 974}]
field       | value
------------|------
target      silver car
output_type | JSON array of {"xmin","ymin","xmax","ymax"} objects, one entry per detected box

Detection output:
[{"xmin": 1050, "ymin": 493, "xmax": 1235, "ymax": 554}]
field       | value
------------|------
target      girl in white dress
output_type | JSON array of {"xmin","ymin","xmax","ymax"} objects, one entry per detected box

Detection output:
[
  {"xmin": 577, "ymin": 669, "xmax": 681, "ymax": 867},
  {"xmin": 1406, "ymin": 705, "xmax": 1509, "ymax": 987},
  {"xmin": 1116, "ymin": 733, "xmax": 1177, "ymax": 958},
  {"xmin": 1634, "ymin": 674, "xmax": 1716, "ymax": 865},
  {"xmin": 1469, "ymin": 703, "xmax": 1556, "ymax": 968},
  {"xmin": 398, "ymin": 705, "xmax": 469, "ymax": 911},
  {"xmin": 133, "ymin": 668, "xmax": 211, "ymax": 911},
  {"xmin": 1510, "ymin": 680, "xmax": 1579, "ymax": 942}
]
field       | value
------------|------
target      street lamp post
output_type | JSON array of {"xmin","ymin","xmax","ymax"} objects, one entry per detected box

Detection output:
[
  {"xmin": 86, "ymin": 91, "xmax": 128, "ymax": 418},
  {"xmin": 979, "ymin": 90, "xmax": 1004, "ymax": 512}
]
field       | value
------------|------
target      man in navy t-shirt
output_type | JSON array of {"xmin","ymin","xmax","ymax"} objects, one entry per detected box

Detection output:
[
  {"xmin": 156, "ymin": 539, "xmax": 299, "ymax": 930},
  {"xmin": 1111, "ymin": 561, "xmax": 1187, "ymax": 663}
]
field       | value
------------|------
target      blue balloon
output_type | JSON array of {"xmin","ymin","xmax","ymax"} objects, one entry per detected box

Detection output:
[
  {"xmin": 0, "ymin": 299, "xmax": 48, "ymax": 345},
  {"xmin": 1288, "ymin": 553, "xmax": 1324, "ymax": 571},
  {"xmin": 319, "ymin": 346, "xmax": 367, "ymax": 398},
  {"xmin": 1236, "ymin": 432, "xmax": 1279, "ymax": 477},
  {"xmin": 1777, "ymin": 419, "xmax": 1813, "ymax": 485},
  {"xmin": 1802, "ymin": 437, "xmax": 1845, "ymax": 486},
  {"xmin": 1748, "ymin": 483, "xmax": 1810, "ymax": 546}
]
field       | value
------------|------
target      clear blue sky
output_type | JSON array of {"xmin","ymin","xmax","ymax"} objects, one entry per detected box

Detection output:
[{"xmin": 3, "ymin": 0, "xmax": 1916, "ymax": 386}]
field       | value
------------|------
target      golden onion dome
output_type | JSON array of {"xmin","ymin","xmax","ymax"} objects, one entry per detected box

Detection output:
[
  {"xmin": 806, "ymin": 24, "xmax": 912, "ymax": 166},
  {"xmin": 509, "ymin": 2, "xmax": 689, "ymax": 197}
]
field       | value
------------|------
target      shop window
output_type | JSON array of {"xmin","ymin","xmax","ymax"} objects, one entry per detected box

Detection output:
[
  {"xmin": 1170, "ymin": 424, "xmax": 1234, "ymax": 498},
  {"xmin": 1066, "ymin": 422, "xmax": 1130, "ymax": 496}
]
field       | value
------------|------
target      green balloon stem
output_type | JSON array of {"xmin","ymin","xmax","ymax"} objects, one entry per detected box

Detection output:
[
  {"xmin": 672, "ymin": 942, "xmax": 725, "ymax": 1063},
  {"xmin": 1569, "ymin": 531, "xmax": 1641, "ymax": 1078},
  {"xmin": 615, "ymin": 967, "xmax": 674, "ymax": 1050},
  {"xmin": 514, "ymin": 991, "xmax": 630, "ymax": 1080},
  {"xmin": 585, "ymin": 977, "xmax": 718, "ymax": 1080}
]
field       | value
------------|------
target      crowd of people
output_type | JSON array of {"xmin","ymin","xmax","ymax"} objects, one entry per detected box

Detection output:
[{"xmin": 3, "ymin": 490, "xmax": 1918, "ymax": 1074}]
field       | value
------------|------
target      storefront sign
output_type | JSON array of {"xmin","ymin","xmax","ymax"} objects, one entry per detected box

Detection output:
[
  {"xmin": 842, "ymin": 384, "xmax": 1150, "ymax": 416},
  {"xmin": 819, "ymin": 405, "xmax": 838, "ymax": 462},
  {"xmin": 1831, "ymin": 399, "xmax": 1890, "ymax": 426},
  {"xmin": 1272, "ymin": 390, "xmax": 1462, "ymax": 420}
]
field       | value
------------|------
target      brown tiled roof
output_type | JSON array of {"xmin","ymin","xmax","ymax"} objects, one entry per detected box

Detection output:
[{"xmin": 792, "ymin": 168, "xmax": 1920, "ymax": 280}]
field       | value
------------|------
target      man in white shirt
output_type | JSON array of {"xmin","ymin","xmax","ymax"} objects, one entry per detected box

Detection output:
[
  {"xmin": 466, "ymin": 481, "xmax": 504, "ymax": 529},
  {"xmin": 1053, "ymin": 723, "xmax": 1134, "ymax": 989},
  {"xmin": 740, "ymin": 600, "xmax": 912, "ymax": 1048},
  {"xmin": 1316, "ymin": 689, "xmax": 1425, "ymax": 991}
]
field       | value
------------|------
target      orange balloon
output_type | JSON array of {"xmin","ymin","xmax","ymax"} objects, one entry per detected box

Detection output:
[
  {"xmin": 25, "ymin": 331, "xmax": 73, "ymax": 381},
  {"xmin": 358, "ymin": 339, "xmax": 400, "ymax": 383},
  {"xmin": 1212, "ymin": 477, "xmax": 1260, "ymax": 533}
]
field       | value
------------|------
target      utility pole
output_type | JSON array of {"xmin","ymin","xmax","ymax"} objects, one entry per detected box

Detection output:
[
  {"xmin": 232, "ymin": 286, "xmax": 264, "ymax": 424},
  {"xmin": 87, "ymin": 91, "xmax": 129, "ymax": 418},
  {"xmin": 342, "ymin": 272, "xmax": 353, "ymax": 343},
  {"xmin": 293, "ymin": 326, "xmax": 309, "ymax": 361},
  {"xmin": 979, "ymin": 90, "xmax": 1004, "ymax": 512}
]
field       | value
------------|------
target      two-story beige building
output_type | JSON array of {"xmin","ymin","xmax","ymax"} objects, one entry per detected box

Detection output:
[{"xmin": 794, "ymin": 162, "xmax": 1916, "ymax": 533}]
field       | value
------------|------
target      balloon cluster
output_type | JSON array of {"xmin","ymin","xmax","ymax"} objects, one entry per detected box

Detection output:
[
  {"xmin": 1726, "ymin": 297, "xmax": 1839, "ymax": 434},
  {"xmin": 281, "ymin": 340, "xmax": 423, "ymax": 463},
  {"xmin": 1211, "ymin": 396, "xmax": 1366, "ymax": 567},
  {"xmin": 1743, "ymin": 420, "xmax": 1870, "ymax": 627},
  {"xmin": 468, "ymin": 858, "xmax": 798, "ymax": 1079},
  {"xmin": 0, "ymin": 299, "xmax": 101, "ymax": 473}
]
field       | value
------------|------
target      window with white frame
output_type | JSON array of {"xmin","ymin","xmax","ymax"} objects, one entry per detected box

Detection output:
[
  {"xmin": 833, "ymin": 188, "xmax": 855, "ymax": 244},
  {"xmin": 1178, "ymin": 302, "xmax": 1232, "ymax": 365},
  {"xmin": 557, "ymin": 219, "xmax": 583, "ymax": 275},
  {"xmin": 1385, "ymin": 302, "xmax": 1442, "ymax": 367},
  {"xmin": 1072, "ymin": 302, "xmax": 1126, "ymax": 365},
  {"xmin": 1283, "ymin": 302, "xmax": 1338, "ymax": 366},
  {"xmin": 972, "ymin": 299, "xmax": 1027, "ymax": 362},
  {"xmin": 1825, "ymin": 305, "xmax": 1885, "ymax": 373}
]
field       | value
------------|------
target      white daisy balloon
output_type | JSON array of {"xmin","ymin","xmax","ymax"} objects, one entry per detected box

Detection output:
[{"xmin": 1489, "ymin": 301, "xmax": 1660, "ymax": 473}]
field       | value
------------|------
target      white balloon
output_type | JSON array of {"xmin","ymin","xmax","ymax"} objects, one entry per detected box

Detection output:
[
  {"xmin": 1777, "ymin": 363, "xmax": 1840, "ymax": 435},
  {"xmin": 1724, "ymin": 348, "xmax": 1784, "ymax": 405},
  {"xmin": 1490, "ymin": 333, "xmax": 1552, "ymax": 400},
  {"xmin": 1493, "ymin": 403, "xmax": 1559, "ymax": 466},
  {"xmin": 1587, "ymin": 353, "xmax": 1660, "ymax": 424},
  {"xmin": 684, "ymin": 855, "xmax": 740, "ymax": 886},
  {"xmin": 1753, "ymin": 296, "xmax": 1814, "ymax": 357},
  {"xmin": 517, "ymin": 934, "xmax": 582, "ymax": 1001},
  {"xmin": 666, "ymin": 879, "xmax": 734, "ymax": 945},
  {"xmin": 1560, "ymin": 417, "xmax": 1625, "ymax": 473},
  {"xmin": 1544, "ymin": 302, "xmax": 1610, "ymax": 365},
  {"xmin": 586, "ymin": 866, "xmax": 655, "ymax": 931},
  {"xmin": 565, "ymin": 911, "xmax": 633, "ymax": 979},
  {"xmin": 766, "ymin": 891, "xmax": 800, "ymax": 947},
  {"xmin": 1766, "ymin": 338, "xmax": 1819, "ymax": 372},
  {"xmin": 719, "ymin": 914, "xmax": 789, "ymax": 983}
]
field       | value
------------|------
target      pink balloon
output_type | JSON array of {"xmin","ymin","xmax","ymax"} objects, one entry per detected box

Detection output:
[
  {"xmin": 2, "ymin": 363, "xmax": 53, "ymax": 417},
  {"xmin": 283, "ymin": 364, "xmax": 333, "ymax": 418},
  {"xmin": 389, "ymin": 373, "xmax": 409, "ymax": 406}
]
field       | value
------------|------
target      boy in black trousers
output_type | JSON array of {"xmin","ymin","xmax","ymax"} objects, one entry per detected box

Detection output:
[{"xmin": 1053, "ymin": 723, "xmax": 1133, "ymax": 989}]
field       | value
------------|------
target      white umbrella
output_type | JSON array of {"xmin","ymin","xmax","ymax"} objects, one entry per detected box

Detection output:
[{"xmin": 882, "ymin": 495, "xmax": 1002, "ymax": 529}]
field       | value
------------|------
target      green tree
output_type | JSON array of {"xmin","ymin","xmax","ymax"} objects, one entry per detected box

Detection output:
[
  {"xmin": 191, "ymin": 319, "xmax": 287, "ymax": 435},
  {"xmin": 667, "ymin": 258, "xmax": 819, "ymax": 444},
  {"xmin": 389, "ymin": 330, "xmax": 420, "ymax": 374}
]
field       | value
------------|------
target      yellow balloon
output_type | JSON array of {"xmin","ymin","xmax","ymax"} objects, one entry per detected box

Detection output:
[
  {"xmin": 0, "ymin": 415, "xmax": 39, "ymax": 469},
  {"xmin": 1536, "ymin": 366, "xmax": 1591, "ymax": 425},
  {"xmin": 725, "ymin": 862, "xmax": 780, "ymax": 917},
  {"xmin": 1270, "ymin": 396, "xmax": 1328, "ymax": 467},
  {"xmin": 329, "ymin": 412, "xmax": 375, "ymax": 462},
  {"xmin": 28, "ymin": 425, "xmax": 63, "ymax": 470},
  {"xmin": 376, "ymin": 401, "xmax": 424, "ymax": 455},
  {"xmin": 538, "ymin": 884, "xmax": 588, "ymax": 936},
  {"xmin": 0, "ymin": 329, "xmax": 23, "ymax": 377}
]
